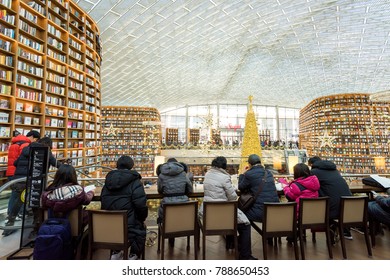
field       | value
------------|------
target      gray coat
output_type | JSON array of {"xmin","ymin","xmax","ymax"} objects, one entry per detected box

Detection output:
[
  {"xmin": 199, "ymin": 167, "xmax": 249, "ymax": 225},
  {"xmin": 157, "ymin": 162, "xmax": 193, "ymax": 220}
]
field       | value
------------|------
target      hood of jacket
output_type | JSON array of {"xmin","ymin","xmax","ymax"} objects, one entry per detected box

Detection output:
[
  {"xmin": 295, "ymin": 175, "xmax": 320, "ymax": 191},
  {"xmin": 160, "ymin": 162, "xmax": 184, "ymax": 176},
  {"xmin": 11, "ymin": 135, "xmax": 30, "ymax": 144},
  {"xmin": 311, "ymin": 160, "xmax": 337, "ymax": 171},
  {"xmin": 104, "ymin": 169, "xmax": 141, "ymax": 191}
]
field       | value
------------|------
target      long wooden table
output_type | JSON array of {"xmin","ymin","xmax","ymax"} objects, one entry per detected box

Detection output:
[{"xmin": 92, "ymin": 180, "xmax": 383, "ymax": 201}]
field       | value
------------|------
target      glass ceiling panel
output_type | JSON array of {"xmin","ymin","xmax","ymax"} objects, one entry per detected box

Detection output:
[{"xmin": 74, "ymin": 0, "xmax": 390, "ymax": 110}]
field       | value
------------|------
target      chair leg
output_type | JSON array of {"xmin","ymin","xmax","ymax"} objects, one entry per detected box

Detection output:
[
  {"xmin": 363, "ymin": 225, "xmax": 373, "ymax": 257},
  {"xmin": 369, "ymin": 219, "xmax": 376, "ymax": 248},
  {"xmin": 312, "ymin": 231, "xmax": 316, "ymax": 243},
  {"xmin": 262, "ymin": 236, "xmax": 268, "ymax": 260},
  {"xmin": 161, "ymin": 236, "xmax": 165, "ymax": 260},
  {"xmin": 194, "ymin": 231, "xmax": 198, "ymax": 260},
  {"xmin": 299, "ymin": 227, "xmax": 305, "ymax": 260},
  {"xmin": 234, "ymin": 234, "xmax": 238, "ymax": 260},
  {"xmin": 293, "ymin": 233, "xmax": 299, "ymax": 260},
  {"xmin": 325, "ymin": 227, "xmax": 333, "ymax": 259},
  {"xmin": 202, "ymin": 234, "xmax": 206, "ymax": 260},
  {"xmin": 187, "ymin": 236, "xmax": 190, "ymax": 250},
  {"xmin": 338, "ymin": 224, "xmax": 347, "ymax": 259},
  {"xmin": 157, "ymin": 224, "xmax": 161, "ymax": 254}
]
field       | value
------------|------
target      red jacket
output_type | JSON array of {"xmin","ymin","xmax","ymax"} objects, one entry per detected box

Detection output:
[{"xmin": 6, "ymin": 135, "xmax": 31, "ymax": 177}]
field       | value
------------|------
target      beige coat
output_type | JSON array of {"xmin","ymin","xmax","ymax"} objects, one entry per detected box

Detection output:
[{"xmin": 198, "ymin": 167, "xmax": 249, "ymax": 225}]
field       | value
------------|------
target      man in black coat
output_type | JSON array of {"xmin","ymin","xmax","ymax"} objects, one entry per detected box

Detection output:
[
  {"xmin": 238, "ymin": 154, "xmax": 279, "ymax": 222},
  {"xmin": 101, "ymin": 156, "xmax": 148, "ymax": 259},
  {"xmin": 308, "ymin": 156, "xmax": 353, "ymax": 239}
]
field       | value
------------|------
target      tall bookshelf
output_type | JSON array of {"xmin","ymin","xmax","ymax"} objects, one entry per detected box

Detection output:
[
  {"xmin": 101, "ymin": 106, "xmax": 161, "ymax": 177},
  {"xmin": 0, "ymin": 0, "xmax": 102, "ymax": 174},
  {"xmin": 299, "ymin": 93, "xmax": 390, "ymax": 173},
  {"xmin": 165, "ymin": 128, "xmax": 178, "ymax": 144}
]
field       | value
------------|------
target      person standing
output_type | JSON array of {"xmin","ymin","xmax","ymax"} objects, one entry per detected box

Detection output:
[
  {"xmin": 101, "ymin": 155, "xmax": 148, "ymax": 260},
  {"xmin": 5, "ymin": 130, "xmax": 39, "ymax": 219},
  {"xmin": 308, "ymin": 156, "xmax": 353, "ymax": 240},
  {"xmin": 199, "ymin": 156, "xmax": 257, "ymax": 260},
  {"xmin": 3, "ymin": 136, "xmax": 60, "ymax": 236}
]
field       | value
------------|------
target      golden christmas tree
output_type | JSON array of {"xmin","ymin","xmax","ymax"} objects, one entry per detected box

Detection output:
[{"xmin": 239, "ymin": 95, "xmax": 262, "ymax": 173}]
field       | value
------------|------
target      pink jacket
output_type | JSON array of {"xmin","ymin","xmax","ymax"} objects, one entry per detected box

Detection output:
[{"xmin": 283, "ymin": 175, "xmax": 320, "ymax": 215}]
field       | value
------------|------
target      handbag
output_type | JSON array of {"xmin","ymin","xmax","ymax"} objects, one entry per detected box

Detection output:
[{"xmin": 238, "ymin": 170, "xmax": 268, "ymax": 211}]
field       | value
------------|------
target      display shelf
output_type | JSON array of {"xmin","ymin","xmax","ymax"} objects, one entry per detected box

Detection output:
[
  {"xmin": 187, "ymin": 128, "xmax": 199, "ymax": 145},
  {"xmin": 102, "ymin": 106, "xmax": 161, "ymax": 177},
  {"xmin": 299, "ymin": 93, "xmax": 390, "ymax": 173},
  {"xmin": 0, "ymin": 0, "xmax": 102, "ymax": 176}
]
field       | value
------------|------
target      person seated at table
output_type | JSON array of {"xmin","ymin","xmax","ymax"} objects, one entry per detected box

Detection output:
[
  {"xmin": 157, "ymin": 158, "xmax": 193, "ymax": 247},
  {"xmin": 41, "ymin": 164, "xmax": 95, "ymax": 226},
  {"xmin": 238, "ymin": 154, "xmax": 279, "ymax": 223},
  {"xmin": 101, "ymin": 155, "xmax": 148, "ymax": 260},
  {"xmin": 368, "ymin": 192, "xmax": 390, "ymax": 233},
  {"xmin": 308, "ymin": 156, "xmax": 353, "ymax": 240},
  {"xmin": 280, "ymin": 163, "xmax": 320, "ymax": 216},
  {"xmin": 199, "ymin": 156, "xmax": 257, "ymax": 260}
]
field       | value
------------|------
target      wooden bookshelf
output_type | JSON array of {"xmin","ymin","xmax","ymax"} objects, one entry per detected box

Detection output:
[
  {"xmin": 187, "ymin": 128, "xmax": 199, "ymax": 145},
  {"xmin": 101, "ymin": 106, "xmax": 161, "ymax": 177},
  {"xmin": 0, "ymin": 0, "xmax": 102, "ymax": 174},
  {"xmin": 165, "ymin": 128, "xmax": 178, "ymax": 144},
  {"xmin": 299, "ymin": 93, "xmax": 390, "ymax": 173}
]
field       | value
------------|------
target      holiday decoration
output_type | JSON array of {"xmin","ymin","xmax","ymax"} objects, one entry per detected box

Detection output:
[{"xmin": 239, "ymin": 95, "xmax": 262, "ymax": 173}]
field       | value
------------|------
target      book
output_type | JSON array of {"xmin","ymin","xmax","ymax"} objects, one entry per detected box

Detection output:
[
  {"xmin": 0, "ymin": 126, "xmax": 10, "ymax": 137},
  {"xmin": 24, "ymin": 103, "xmax": 33, "ymax": 112},
  {"xmin": 24, "ymin": 116, "xmax": 32, "ymax": 125},
  {"xmin": 33, "ymin": 117, "xmax": 40, "ymax": 125},
  {"xmin": 15, "ymin": 114, "xmax": 23, "ymax": 124},
  {"xmin": 51, "ymin": 118, "xmax": 58, "ymax": 127},
  {"xmin": 16, "ymin": 102, "xmax": 24, "ymax": 111},
  {"xmin": 0, "ymin": 112, "xmax": 9, "ymax": 123},
  {"xmin": 0, "ymin": 99, "xmax": 9, "ymax": 109},
  {"xmin": 84, "ymin": 185, "xmax": 96, "ymax": 193},
  {"xmin": 15, "ymin": 128, "xmax": 24, "ymax": 135}
]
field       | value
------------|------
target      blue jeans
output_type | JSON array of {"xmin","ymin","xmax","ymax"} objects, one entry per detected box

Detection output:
[{"xmin": 368, "ymin": 201, "xmax": 390, "ymax": 226}]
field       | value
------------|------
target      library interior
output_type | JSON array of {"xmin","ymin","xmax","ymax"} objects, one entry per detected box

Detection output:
[{"xmin": 0, "ymin": 0, "xmax": 389, "ymax": 260}]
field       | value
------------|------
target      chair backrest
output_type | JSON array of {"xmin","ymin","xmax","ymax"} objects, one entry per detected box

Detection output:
[
  {"xmin": 264, "ymin": 202, "xmax": 297, "ymax": 233},
  {"xmin": 203, "ymin": 201, "xmax": 237, "ymax": 232},
  {"xmin": 89, "ymin": 209, "xmax": 128, "ymax": 244},
  {"xmin": 299, "ymin": 197, "xmax": 329, "ymax": 226},
  {"xmin": 43, "ymin": 206, "xmax": 82, "ymax": 237},
  {"xmin": 163, "ymin": 201, "xmax": 198, "ymax": 234},
  {"xmin": 340, "ymin": 196, "xmax": 368, "ymax": 224}
]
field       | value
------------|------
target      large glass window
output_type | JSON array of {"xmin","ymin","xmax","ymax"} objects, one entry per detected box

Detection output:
[{"xmin": 160, "ymin": 104, "xmax": 300, "ymax": 145}]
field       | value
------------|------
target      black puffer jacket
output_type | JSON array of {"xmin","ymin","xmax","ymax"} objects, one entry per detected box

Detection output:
[
  {"xmin": 101, "ymin": 169, "xmax": 148, "ymax": 242},
  {"xmin": 310, "ymin": 160, "xmax": 352, "ymax": 219},
  {"xmin": 13, "ymin": 142, "xmax": 60, "ymax": 188},
  {"xmin": 238, "ymin": 165, "xmax": 279, "ymax": 222}
]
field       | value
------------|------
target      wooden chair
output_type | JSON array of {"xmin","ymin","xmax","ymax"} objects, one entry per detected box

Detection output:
[
  {"xmin": 251, "ymin": 202, "xmax": 299, "ymax": 260},
  {"xmin": 88, "ymin": 209, "xmax": 133, "ymax": 260},
  {"xmin": 335, "ymin": 196, "xmax": 372, "ymax": 259},
  {"xmin": 298, "ymin": 197, "xmax": 333, "ymax": 260},
  {"xmin": 157, "ymin": 201, "xmax": 199, "ymax": 260},
  {"xmin": 198, "ymin": 201, "xmax": 238, "ymax": 260},
  {"xmin": 43, "ymin": 206, "xmax": 88, "ymax": 259}
]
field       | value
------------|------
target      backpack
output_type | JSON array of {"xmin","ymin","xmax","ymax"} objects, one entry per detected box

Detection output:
[{"xmin": 33, "ymin": 212, "xmax": 73, "ymax": 260}]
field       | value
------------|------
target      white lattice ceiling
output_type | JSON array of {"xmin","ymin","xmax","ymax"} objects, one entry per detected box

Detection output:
[{"xmin": 73, "ymin": 0, "xmax": 390, "ymax": 111}]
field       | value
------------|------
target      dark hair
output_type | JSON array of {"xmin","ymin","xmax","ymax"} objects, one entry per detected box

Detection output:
[
  {"xmin": 248, "ymin": 154, "xmax": 261, "ymax": 165},
  {"xmin": 308, "ymin": 156, "xmax": 321, "ymax": 166},
  {"xmin": 26, "ymin": 130, "xmax": 40, "ymax": 139},
  {"xmin": 116, "ymin": 155, "xmax": 134, "ymax": 170},
  {"xmin": 293, "ymin": 163, "xmax": 311, "ymax": 179},
  {"xmin": 211, "ymin": 156, "xmax": 227, "ymax": 169},
  {"xmin": 167, "ymin": 158, "xmax": 178, "ymax": 163},
  {"xmin": 38, "ymin": 136, "xmax": 52, "ymax": 148},
  {"xmin": 49, "ymin": 164, "xmax": 78, "ymax": 188}
]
